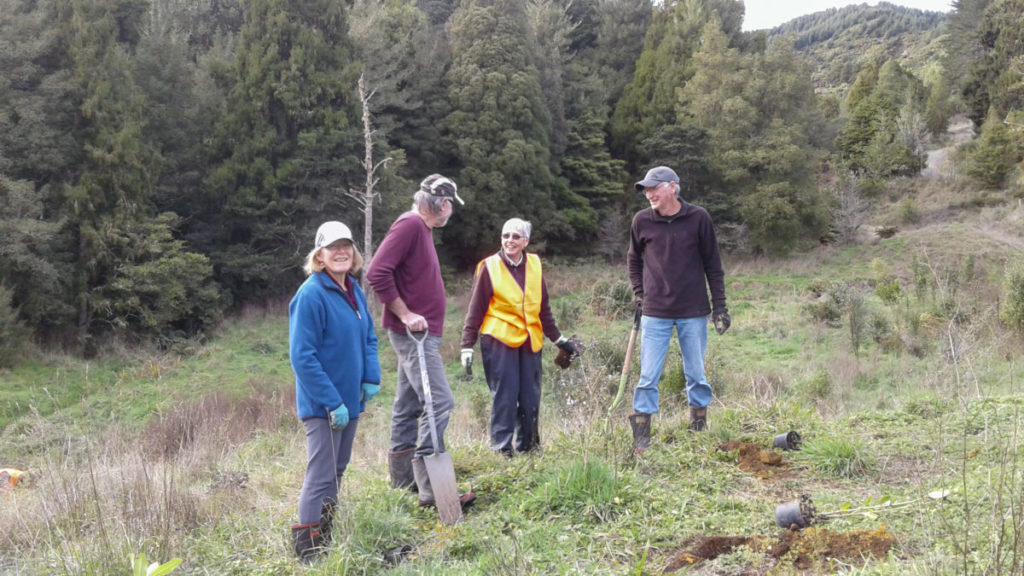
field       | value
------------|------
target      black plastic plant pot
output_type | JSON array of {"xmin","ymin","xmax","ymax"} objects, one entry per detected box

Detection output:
[
  {"xmin": 773, "ymin": 430, "xmax": 802, "ymax": 450},
  {"xmin": 775, "ymin": 495, "xmax": 816, "ymax": 529}
]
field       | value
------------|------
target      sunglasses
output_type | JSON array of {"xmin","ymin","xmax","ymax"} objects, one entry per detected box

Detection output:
[{"xmin": 501, "ymin": 232, "xmax": 523, "ymax": 241}]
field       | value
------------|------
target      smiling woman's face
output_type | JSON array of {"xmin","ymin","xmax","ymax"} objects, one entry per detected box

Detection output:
[
  {"xmin": 319, "ymin": 240, "xmax": 354, "ymax": 280},
  {"xmin": 502, "ymin": 230, "xmax": 528, "ymax": 260}
]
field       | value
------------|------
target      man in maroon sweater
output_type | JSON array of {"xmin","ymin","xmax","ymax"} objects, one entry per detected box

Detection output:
[
  {"xmin": 627, "ymin": 166, "xmax": 731, "ymax": 453},
  {"xmin": 366, "ymin": 174, "xmax": 474, "ymax": 509}
]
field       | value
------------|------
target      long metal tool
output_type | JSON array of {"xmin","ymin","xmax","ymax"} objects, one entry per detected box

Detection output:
[
  {"xmin": 406, "ymin": 328, "xmax": 462, "ymax": 524},
  {"xmin": 609, "ymin": 303, "xmax": 643, "ymax": 413}
]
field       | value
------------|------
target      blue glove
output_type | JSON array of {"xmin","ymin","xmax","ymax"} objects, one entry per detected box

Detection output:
[
  {"xmin": 329, "ymin": 404, "xmax": 349, "ymax": 430},
  {"xmin": 361, "ymin": 383, "xmax": 381, "ymax": 403}
]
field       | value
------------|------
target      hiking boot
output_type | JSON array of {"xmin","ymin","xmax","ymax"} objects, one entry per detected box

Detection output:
[
  {"xmin": 689, "ymin": 405, "xmax": 708, "ymax": 432},
  {"xmin": 629, "ymin": 413, "xmax": 652, "ymax": 454},
  {"xmin": 291, "ymin": 521, "xmax": 325, "ymax": 563},
  {"xmin": 412, "ymin": 457, "xmax": 476, "ymax": 510},
  {"xmin": 389, "ymin": 447, "xmax": 417, "ymax": 492}
]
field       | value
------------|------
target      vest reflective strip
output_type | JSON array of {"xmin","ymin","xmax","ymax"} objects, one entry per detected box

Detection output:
[{"xmin": 479, "ymin": 253, "xmax": 543, "ymax": 352}]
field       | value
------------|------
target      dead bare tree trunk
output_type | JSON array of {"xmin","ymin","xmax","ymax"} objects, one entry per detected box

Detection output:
[{"xmin": 349, "ymin": 74, "xmax": 391, "ymax": 312}]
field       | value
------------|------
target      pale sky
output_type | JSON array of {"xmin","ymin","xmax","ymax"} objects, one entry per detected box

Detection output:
[{"xmin": 742, "ymin": 0, "xmax": 954, "ymax": 31}]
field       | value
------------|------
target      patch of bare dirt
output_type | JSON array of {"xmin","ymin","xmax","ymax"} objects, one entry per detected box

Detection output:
[
  {"xmin": 663, "ymin": 526, "xmax": 896, "ymax": 574},
  {"xmin": 922, "ymin": 117, "xmax": 974, "ymax": 180},
  {"xmin": 718, "ymin": 441, "xmax": 791, "ymax": 480}
]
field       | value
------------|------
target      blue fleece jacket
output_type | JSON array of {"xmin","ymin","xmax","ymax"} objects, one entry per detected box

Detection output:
[{"xmin": 289, "ymin": 271, "xmax": 381, "ymax": 420}]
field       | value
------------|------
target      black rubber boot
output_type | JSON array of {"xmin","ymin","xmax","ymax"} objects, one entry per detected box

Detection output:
[
  {"xmin": 689, "ymin": 406, "xmax": 708, "ymax": 432},
  {"xmin": 389, "ymin": 447, "xmax": 417, "ymax": 492},
  {"xmin": 291, "ymin": 522, "xmax": 324, "ymax": 563},
  {"xmin": 629, "ymin": 413, "xmax": 652, "ymax": 454}
]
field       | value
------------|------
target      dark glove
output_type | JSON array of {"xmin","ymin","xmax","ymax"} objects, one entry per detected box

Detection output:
[
  {"xmin": 554, "ymin": 335, "xmax": 585, "ymax": 369},
  {"xmin": 713, "ymin": 309, "xmax": 731, "ymax": 335},
  {"xmin": 633, "ymin": 295, "xmax": 643, "ymax": 310},
  {"xmin": 556, "ymin": 336, "xmax": 577, "ymax": 356},
  {"xmin": 361, "ymin": 382, "xmax": 381, "ymax": 403},
  {"xmin": 329, "ymin": 404, "xmax": 349, "ymax": 430}
]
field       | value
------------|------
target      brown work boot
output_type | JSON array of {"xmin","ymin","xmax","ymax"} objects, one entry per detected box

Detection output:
[
  {"xmin": 689, "ymin": 405, "xmax": 708, "ymax": 432},
  {"xmin": 629, "ymin": 413, "xmax": 652, "ymax": 453}
]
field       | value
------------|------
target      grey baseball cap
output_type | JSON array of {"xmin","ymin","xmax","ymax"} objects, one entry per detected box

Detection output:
[
  {"xmin": 634, "ymin": 166, "xmax": 679, "ymax": 191},
  {"xmin": 420, "ymin": 174, "xmax": 465, "ymax": 205}
]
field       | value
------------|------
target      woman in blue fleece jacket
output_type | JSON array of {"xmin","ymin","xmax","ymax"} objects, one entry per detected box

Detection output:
[{"xmin": 288, "ymin": 221, "xmax": 381, "ymax": 562}]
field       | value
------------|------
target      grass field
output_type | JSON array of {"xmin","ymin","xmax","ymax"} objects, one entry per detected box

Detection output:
[{"xmin": 3, "ymin": 180, "xmax": 1024, "ymax": 575}]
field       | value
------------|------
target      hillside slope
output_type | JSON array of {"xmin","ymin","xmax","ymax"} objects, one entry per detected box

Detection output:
[{"xmin": 766, "ymin": 2, "xmax": 948, "ymax": 89}]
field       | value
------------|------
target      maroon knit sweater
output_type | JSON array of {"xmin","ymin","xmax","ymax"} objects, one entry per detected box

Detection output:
[{"xmin": 366, "ymin": 212, "xmax": 448, "ymax": 337}]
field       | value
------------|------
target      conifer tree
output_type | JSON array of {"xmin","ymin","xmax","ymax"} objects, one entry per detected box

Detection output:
[
  {"xmin": 679, "ymin": 21, "xmax": 828, "ymax": 254},
  {"xmin": 202, "ymin": 0, "xmax": 362, "ymax": 301},
  {"xmin": 609, "ymin": 0, "xmax": 742, "ymax": 167},
  {"xmin": 350, "ymin": 0, "xmax": 449, "ymax": 183},
  {"xmin": 62, "ymin": 0, "xmax": 222, "ymax": 349},
  {"xmin": 442, "ymin": 0, "xmax": 558, "ymax": 263}
]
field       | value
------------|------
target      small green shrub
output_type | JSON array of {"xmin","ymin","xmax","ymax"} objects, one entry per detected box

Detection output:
[
  {"xmin": 999, "ymin": 260, "xmax": 1024, "ymax": 334},
  {"xmin": 875, "ymin": 279, "xmax": 901, "ymax": 304},
  {"xmin": 898, "ymin": 199, "xmax": 921, "ymax": 224},
  {"xmin": 804, "ymin": 281, "xmax": 850, "ymax": 326},
  {"xmin": 658, "ymin": 362, "xmax": 687, "ymax": 401},
  {"xmin": 800, "ymin": 369, "xmax": 832, "ymax": 399},
  {"xmin": 586, "ymin": 279, "xmax": 634, "ymax": 320}
]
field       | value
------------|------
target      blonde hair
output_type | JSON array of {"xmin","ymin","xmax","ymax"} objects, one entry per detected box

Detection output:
[{"xmin": 303, "ymin": 243, "xmax": 363, "ymax": 276}]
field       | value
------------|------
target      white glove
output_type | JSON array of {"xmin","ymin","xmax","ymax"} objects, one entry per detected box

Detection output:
[{"xmin": 460, "ymin": 348, "xmax": 473, "ymax": 375}]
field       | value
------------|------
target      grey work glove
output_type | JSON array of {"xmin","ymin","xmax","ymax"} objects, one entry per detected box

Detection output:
[
  {"xmin": 712, "ymin": 308, "xmax": 731, "ymax": 335},
  {"xmin": 460, "ymin": 348, "xmax": 473, "ymax": 376}
]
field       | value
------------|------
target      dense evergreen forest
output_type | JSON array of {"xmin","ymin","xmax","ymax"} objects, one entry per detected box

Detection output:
[{"xmin": 0, "ymin": 0, "xmax": 1022, "ymax": 357}]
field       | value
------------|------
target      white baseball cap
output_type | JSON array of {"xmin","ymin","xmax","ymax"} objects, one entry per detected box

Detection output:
[{"xmin": 314, "ymin": 221, "xmax": 353, "ymax": 249}]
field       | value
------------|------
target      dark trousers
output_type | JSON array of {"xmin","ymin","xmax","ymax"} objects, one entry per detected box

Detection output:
[{"xmin": 480, "ymin": 335, "xmax": 543, "ymax": 454}]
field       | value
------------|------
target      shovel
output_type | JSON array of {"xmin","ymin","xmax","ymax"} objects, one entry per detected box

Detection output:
[
  {"xmin": 407, "ymin": 328, "xmax": 463, "ymax": 524},
  {"xmin": 609, "ymin": 302, "xmax": 643, "ymax": 413}
]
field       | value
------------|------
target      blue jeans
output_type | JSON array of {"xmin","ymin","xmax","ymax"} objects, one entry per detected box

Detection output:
[{"xmin": 632, "ymin": 315, "xmax": 711, "ymax": 414}]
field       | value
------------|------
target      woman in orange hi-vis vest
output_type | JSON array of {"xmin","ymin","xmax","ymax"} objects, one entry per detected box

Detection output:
[{"xmin": 459, "ymin": 218, "xmax": 578, "ymax": 456}]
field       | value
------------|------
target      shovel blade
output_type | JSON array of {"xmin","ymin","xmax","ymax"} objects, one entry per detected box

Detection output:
[{"xmin": 424, "ymin": 452, "xmax": 462, "ymax": 524}]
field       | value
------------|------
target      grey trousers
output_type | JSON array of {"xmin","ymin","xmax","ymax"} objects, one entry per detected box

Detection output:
[
  {"xmin": 388, "ymin": 331, "xmax": 455, "ymax": 457},
  {"xmin": 298, "ymin": 417, "xmax": 358, "ymax": 524}
]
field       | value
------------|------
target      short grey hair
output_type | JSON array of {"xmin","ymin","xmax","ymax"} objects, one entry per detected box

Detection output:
[
  {"xmin": 412, "ymin": 190, "xmax": 445, "ymax": 215},
  {"xmin": 502, "ymin": 218, "xmax": 532, "ymax": 239}
]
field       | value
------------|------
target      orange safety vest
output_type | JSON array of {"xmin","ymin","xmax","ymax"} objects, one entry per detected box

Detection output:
[{"xmin": 478, "ymin": 253, "xmax": 544, "ymax": 352}]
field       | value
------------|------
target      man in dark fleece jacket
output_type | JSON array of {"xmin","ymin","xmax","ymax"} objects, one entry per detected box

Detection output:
[{"xmin": 626, "ymin": 166, "xmax": 731, "ymax": 453}]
